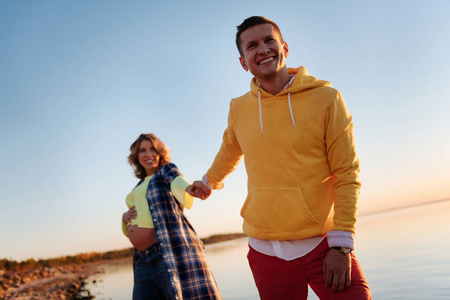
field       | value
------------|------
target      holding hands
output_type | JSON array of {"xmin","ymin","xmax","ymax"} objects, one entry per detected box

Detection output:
[
  {"xmin": 124, "ymin": 180, "xmax": 211, "ymax": 224},
  {"xmin": 186, "ymin": 180, "xmax": 212, "ymax": 200}
]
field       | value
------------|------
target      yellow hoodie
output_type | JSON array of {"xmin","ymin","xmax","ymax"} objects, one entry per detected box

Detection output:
[{"xmin": 207, "ymin": 66, "xmax": 361, "ymax": 240}]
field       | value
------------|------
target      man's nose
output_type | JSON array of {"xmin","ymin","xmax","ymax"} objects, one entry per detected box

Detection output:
[{"xmin": 258, "ymin": 45, "xmax": 270, "ymax": 55}]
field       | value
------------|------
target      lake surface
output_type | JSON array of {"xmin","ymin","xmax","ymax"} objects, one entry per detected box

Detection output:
[{"xmin": 85, "ymin": 199, "xmax": 450, "ymax": 299}]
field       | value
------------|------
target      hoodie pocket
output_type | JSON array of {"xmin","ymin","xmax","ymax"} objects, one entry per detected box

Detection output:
[{"xmin": 241, "ymin": 187, "xmax": 320, "ymax": 233}]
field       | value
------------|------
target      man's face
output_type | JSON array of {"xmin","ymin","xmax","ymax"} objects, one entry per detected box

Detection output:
[{"xmin": 239, "ymin": 23, "xmax": 289, "ymax": 80}]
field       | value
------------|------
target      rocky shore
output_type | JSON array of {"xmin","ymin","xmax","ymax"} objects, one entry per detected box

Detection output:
[
  {"xmin": 0, "ymin": 264, "xmax": 101, "ymax": 300},
  {"xmin": 0, "ymin": 233, "xmax": 246, "ymax": 299}
]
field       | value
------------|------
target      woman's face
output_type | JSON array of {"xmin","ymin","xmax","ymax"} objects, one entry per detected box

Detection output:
[{"xmin": 138, "ymin": 139, "xmax": 160, "ymax": 176}]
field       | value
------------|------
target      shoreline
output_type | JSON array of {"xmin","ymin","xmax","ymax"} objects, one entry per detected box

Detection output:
[
  {"xmin": 1, "ymin": 263, "xmax": 102, "ymax": 300},
  {"xmin": 1, "ymin": 233, "xmax": 246, "ymax": 299}
]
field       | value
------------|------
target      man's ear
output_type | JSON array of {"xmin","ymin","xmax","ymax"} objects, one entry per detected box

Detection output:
[
  {"xmin": 239, "ymin": 56, "xmax": 249, "ymax": 71},
  {"xmin": 283, "ymin": 41, "xmax": 289, "ymax": 58}
]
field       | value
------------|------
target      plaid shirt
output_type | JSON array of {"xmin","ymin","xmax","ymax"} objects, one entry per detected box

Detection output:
[{"xmin": 137, "ymin": 163, "xmax": 222, "ymax": 300}]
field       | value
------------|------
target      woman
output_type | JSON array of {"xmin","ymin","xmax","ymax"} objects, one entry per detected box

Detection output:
[{"xmin": 121, "ymin": 133, "xmax": 221, "ymax": 300}]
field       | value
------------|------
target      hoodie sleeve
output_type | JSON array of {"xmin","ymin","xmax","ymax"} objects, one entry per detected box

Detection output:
[
  {"xmin": 206, "ymin": 100, "xmax": 244, "ymax": 189},
  {"xmin": 325, "ymin": 91, "xmax": 361, "ymax": 234}
]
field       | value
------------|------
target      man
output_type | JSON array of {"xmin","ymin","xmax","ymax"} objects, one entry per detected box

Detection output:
[{"xmin": 196, "ymin": 16, "xmax": 371, "ymax": 299}]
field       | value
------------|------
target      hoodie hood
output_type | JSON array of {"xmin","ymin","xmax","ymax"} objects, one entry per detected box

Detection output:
[
  {"xmin": 250, "ymin": 66, "xmax": 331, "ymax": 98},
  {"xmin": 249, "ymin": 66, "xmax": 331, "ymax": 135}
]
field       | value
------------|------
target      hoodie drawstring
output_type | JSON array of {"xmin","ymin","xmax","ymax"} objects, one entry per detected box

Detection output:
[
  {"xmin": 257, "ymin": 89, "xmax": 298, "ymax": 135},
  {"xmin": 287, "ymin": 93, "xmax": 298, "ymax": 133},
  {"xmin": 258, "ymin": 89, "xmax": 264, "ymax": 135}
]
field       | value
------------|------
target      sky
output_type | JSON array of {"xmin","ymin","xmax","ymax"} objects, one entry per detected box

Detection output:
[{"xmin": 1, "ymin": 0, "xmax": 449, "ymax": 261}]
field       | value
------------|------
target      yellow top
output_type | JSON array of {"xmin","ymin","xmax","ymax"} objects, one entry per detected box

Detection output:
[{"xmin": 122, "ymin": 174, "xmax": 193, "ymax": 236}]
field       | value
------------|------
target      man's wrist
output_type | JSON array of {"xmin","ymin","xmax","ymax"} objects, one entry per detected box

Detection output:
[
  {"xmin": 327, "ymin": 230, "xmax": 355, "ymax": 249},
  {"xmin": 331, "ymin": 246, "xmax": 352, "ymax": 254},
  {"xmin": 202, "ymin": 174, "xmax": 212, "ymax": 190}
]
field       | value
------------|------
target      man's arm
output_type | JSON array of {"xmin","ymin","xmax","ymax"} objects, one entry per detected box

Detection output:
[
  {"xmin": 189, "ymin": 101, "xmax": 244, "ymax": 199},
  {"xmin": 323, "ymin": 91, "xmax": 361, "ymax": 292},
  {"xmin": 325, "ymin": 91, "xmax": 361, "ymax": 234},
  {"xmin": 205, "ymin": 100, "xmax": 244, "ymax": 189}
]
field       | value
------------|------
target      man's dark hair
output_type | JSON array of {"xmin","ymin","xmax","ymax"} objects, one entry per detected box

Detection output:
[{"xmin": 236, "ymin": 16, "xmax": 284, "ymax": 57}]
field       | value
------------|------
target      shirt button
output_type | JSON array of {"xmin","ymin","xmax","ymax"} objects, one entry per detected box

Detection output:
[
  {"xmin": 160, "ymin": 243, "xmax": 163, "ymax": 246},
  {"xmin": 150, "ymin": 207, "xmax": 153, "ymax": 210},
  {"xmin": 153, "ymin": 219, "xmax": 157, "ymax": 222}
]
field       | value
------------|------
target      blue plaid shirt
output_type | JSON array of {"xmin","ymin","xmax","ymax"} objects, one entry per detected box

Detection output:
[{"xmin": 137, "ymin": 163, "xmax": 222, "ymax": 300}]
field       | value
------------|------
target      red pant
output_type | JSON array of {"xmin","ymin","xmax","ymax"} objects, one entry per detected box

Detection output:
[{"xmin": 247, "ymin": 239, "xmax": 372, "ymax": 300}]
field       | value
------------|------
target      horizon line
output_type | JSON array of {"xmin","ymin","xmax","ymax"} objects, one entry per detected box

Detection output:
[{"xmin": 359, "ymin": 197, "xmax": 450, "ymax": 217}]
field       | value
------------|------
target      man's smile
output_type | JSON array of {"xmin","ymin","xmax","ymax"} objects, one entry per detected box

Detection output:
[{"xmin": 258, "ymin": 57, "xmax": 275, "ymax": 65}]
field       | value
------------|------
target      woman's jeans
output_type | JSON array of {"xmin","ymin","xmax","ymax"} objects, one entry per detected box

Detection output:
[{"xmin": 133, "ymin": 244, "xmax": 174, "ymax": 300}]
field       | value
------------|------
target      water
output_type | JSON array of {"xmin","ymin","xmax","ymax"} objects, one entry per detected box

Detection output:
[{"xmin": 86, "ymin": 200, "xmax": 450, "ymax": 299}]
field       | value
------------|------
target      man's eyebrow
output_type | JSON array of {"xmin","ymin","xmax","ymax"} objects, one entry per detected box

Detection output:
[
  {"xmin": 244, "ymin": 39, "xmax": 256, "ymax": 47},
  {"xmin": 244, "ymin": 34, "xmax": 275, "ymax": 46}
]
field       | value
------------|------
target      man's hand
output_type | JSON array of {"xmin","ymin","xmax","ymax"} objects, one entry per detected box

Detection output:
[
  {"xmin": 323, "ymin": 248, "xmax": 352, "ymax": 292},
  {"xmin": 186, "ymin": 180, "xmax": 212, "ymax": 200}
]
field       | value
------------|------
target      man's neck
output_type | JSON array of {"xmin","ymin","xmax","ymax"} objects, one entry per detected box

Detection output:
[{"xmin": 257, "ymin": 69, "xmax": 291, "ymax": 95}]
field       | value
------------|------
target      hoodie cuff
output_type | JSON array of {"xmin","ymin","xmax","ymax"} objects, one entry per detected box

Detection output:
[
  {"xmin": 203, "ymin": 174, "xmax": 224, "ymax": 190},
  {"xmin": 327, "ymin": 231, "xmax": 355, "ymax": 249}
]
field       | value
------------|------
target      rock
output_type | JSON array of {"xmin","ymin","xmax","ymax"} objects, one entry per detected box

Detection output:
[{"xmin": 22, "ymin": 276, "xmax": 32, "ymax": 284}]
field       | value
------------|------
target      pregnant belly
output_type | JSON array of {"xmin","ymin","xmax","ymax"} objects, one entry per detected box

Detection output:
[{"xmin": 127, "ymin": 225, "xmax": 158, "ymax": 251}]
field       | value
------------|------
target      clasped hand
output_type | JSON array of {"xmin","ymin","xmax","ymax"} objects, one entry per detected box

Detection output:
[{"xmin": 186, "ymin": 180, "xmax": 212, "ymax": 200}]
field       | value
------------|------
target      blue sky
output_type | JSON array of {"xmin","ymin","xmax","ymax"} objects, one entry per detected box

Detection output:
[{"xmin": 1, "ymin": 1, "xmax": 449, "ymax": 261}]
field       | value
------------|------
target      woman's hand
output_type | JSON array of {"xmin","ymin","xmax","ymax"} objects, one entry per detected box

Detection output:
[
  {"xmin": 123, "ymin": 206, "xmax": 137, "ymax": 223},
  {"xmin": 186, "ymin": 181, "xmax": 212, "ymax": 200}
]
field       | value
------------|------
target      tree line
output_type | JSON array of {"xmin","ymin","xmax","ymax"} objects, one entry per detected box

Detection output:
[
  {"xmin": 1, "ymin": 233, "xmax": 246, "ymax": 273},
  {"xmin": 0, "ymin": 248, "xmax": 133, "ymax": 272}
]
